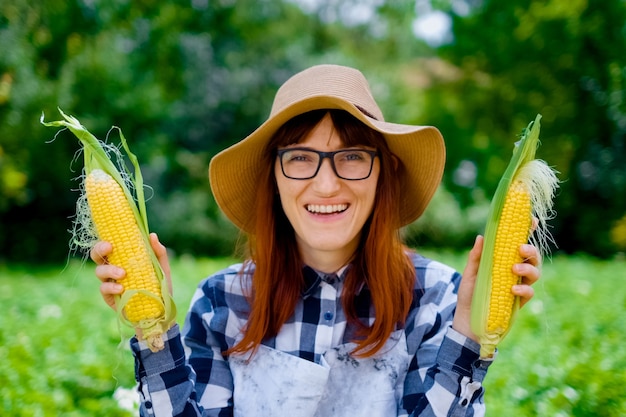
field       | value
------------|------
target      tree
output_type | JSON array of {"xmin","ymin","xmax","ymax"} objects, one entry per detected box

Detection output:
[
  {"xmin": 414, "ymin": 0, "xmax": 626, "ymax": 257},
  {"xmin": 0, "ymin": 0, "xmax": 385, "ymax": 261}
]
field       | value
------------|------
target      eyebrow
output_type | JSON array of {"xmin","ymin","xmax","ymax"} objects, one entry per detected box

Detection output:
[{"xmin": 278, "ymin": 145, "xmax": 376, "ymax": 152}]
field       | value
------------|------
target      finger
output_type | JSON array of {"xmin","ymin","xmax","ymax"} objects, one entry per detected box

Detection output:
[
  {"xmin": 460, "ymin": 235, "xmax": 484, "ymax": 296},
  {"xmin": 470, "ymin": 234, "xmax": 484, "ymax": 266},
  {"xmin": 90, "ymin": 241, "xmax": 112, "ymax": 264},
  {"xmin": 95, "ymin": 263, "xmax": 126, "ymax": 283},
  {"xmin": 512, "ymin": 284, "xmax": 535, "ymax": 308},
  {"xmin": 531, "ymin": 217, "xmax": 539, "ymax": 232},
  {"xmin": 100, "ymin": 281, "xmax": 124, "ymax": 309},
  {"xmin": 513, "ymin": 262, "xmax": 540, "ymax": 286},
  {"xmin": 453, "ymin": 235, "xmax": 484, "ymax": 342},
  {"xmin": 458, "ymin": 235, "xmax": 483, "ymax": 304},
  {"xmin": 462, "ymin": 235, "xmax": 484, "ymax": 280},
  {"xmin": 100, "ymin": 280, "xmax": 124, "ymax": 295},
  {"xmin": 520, "ymin": 243, "xmax": 542, "ymax": 267},
  {"xmin": 149, "ymin": 232, "xmax": 173, "ymax": 294},
  {"xmin": 150, "ymin": 233, "xmax": 170, "ymax": 273}
]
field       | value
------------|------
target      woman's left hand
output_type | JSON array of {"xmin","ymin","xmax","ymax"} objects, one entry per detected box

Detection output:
[{"xmin": 452, "ymin": 235, "xmax": 542, "ymax": 343}]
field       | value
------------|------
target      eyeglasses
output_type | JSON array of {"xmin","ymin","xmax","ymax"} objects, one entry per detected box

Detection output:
[{"xmin": 276, "ymin": 147, "xmax": 378, "ymax": 180}]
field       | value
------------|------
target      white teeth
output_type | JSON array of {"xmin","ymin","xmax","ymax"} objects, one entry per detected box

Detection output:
[{"xmin": 306, "ymin": 204, "xmax": 348, "ymax": 214}]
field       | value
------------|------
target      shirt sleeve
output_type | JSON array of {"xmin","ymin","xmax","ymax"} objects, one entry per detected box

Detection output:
[
  {"xmin": 132, "ymin": 270, "xmax": 240, "ymax": 417},
  {"xmin": 131, "ymin": 325, "xmax": 209, "ymax": 416},
  {"xmin": 400, "ymin": 256, "xmax": 495, "ymax": 417}
]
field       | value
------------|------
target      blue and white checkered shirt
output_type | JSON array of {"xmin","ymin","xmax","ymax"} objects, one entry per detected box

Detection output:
[{"xmin": 131, "ymin": 251, "xmax": 493, "ymax": 416}]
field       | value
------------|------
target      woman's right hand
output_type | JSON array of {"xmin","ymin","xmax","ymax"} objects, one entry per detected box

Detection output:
[{"xmin": 90, "ymin": 232, "xmax": 173, "ymax": 311}]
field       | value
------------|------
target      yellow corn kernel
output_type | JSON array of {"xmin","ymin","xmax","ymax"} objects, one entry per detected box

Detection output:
[
  {"xmin": 85, "ymin": 169, "xmax": 164, "ymax": 323},
  {"xmin": 486, "ymin": 180, "xmax": 532, "ymax": 335}
]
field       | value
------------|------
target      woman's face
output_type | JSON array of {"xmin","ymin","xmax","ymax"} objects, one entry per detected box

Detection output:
[{"xmin": 274, "ymin": 113, "xmax": 380, "ymax": 271}]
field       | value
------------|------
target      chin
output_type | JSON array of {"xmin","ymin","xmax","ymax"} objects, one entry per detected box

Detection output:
[{"xmin": 306, "ymin": 235, "xmax": 359, "ymax": 253}]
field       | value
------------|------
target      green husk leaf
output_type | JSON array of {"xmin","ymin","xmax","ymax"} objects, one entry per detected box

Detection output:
[
  {"xmin": 42, "ymin": 108, "xmax": 176, "ymax": 351},
  {"xmin": 471, "ymin": 114, "xmax": 558, "ymax": 358}
]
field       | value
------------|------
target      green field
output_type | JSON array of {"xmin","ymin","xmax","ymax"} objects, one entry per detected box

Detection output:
[{"xmin": 1, "ymin": 253, "xmax": 624, "ymax": 416}]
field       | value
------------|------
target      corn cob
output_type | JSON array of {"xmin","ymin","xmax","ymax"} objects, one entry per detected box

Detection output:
[
  {"xmin": 484, "ymin": 179, "xmax": 532, "ymax": 336},
  {"xmin": 86, "ymin": 169, "xmax": 165, "ymax": 324},
  {"xmin": 471, "ymin": 115, "xmax": 559, "ymax": 358},
  {"xmin": 42, "ymin": 109, "xmax": 176, "ymax": 352}
]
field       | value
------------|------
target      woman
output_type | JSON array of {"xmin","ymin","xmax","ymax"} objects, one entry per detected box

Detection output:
[{"xmin": 93, "ymin": 64, "xmax": 540, "ymax": 416}]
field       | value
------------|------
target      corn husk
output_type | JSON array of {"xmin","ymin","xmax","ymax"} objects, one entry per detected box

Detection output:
[
  {"xmin": 42, "ymin": 109, "xmax": 176, "ymax": 350},
  {"xmin": 471, "ymin": 114, "xmax": 559, "ymax": 358}
]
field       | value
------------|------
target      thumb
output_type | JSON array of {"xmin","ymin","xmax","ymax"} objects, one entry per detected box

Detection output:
[
  {"xmin": 149, "ymin": 232, "xmax": 173, "ymax": 295},
  {"xmin": 461, "ymin": 235, "xmax": 484, "ymax": 288},
  {"xmin": 453, "ymin": 235, "xmax": 484, "ymax": 342}
]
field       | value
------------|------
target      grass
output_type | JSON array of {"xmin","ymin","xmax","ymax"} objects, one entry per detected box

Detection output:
[
  {"xmin": 480, "ymin": 254, "xmax": 626, "ymax": 416},
  {"xmin": 0, "ymin": 255, "xmax": 235, "ymax": 417},
  {"xmin": 1, "ymin": 252, "xmax": 624, "ymax": 416}
]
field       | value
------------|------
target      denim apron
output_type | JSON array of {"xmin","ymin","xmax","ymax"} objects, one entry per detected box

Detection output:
[{"xmin": 229, "ymin": 330, "xmax": 410, "ymax": 417}]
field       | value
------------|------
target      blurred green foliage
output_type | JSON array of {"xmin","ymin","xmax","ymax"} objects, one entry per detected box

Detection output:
[
  {"xmin": 0, "ymin": 262, "xmax": 137, "ymax": 416},
  {"xmin": 1, "ymin": 0, "xmax": 625, "ymax": 262},
  {"xmin": 480, "ymin": 254, "xmax": 626, "ymax": 416},
  {"xmin": 0, "ymin": 256, "xmax": 236, "ymax": 416},
  {"xmin": 416, "ymin": 0, "xmax": 626, "ymax": 257},
  {"xmin": 1, "ymin": 253, "xmax": 624, "ymax": 415}
]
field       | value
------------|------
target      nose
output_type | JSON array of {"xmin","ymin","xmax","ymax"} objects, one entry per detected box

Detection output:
[{"xmin": 312, "ymin": 157, "xmax": 341, "ymax": 195}]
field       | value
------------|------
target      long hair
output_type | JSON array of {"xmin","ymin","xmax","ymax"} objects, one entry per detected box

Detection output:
[{"xmin": 227, "ymin": 109, "xmax": 416, "ymax": 358}]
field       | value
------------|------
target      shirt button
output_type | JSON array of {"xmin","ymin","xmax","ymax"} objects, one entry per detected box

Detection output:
[
  {"xmin": 324, "ymin": 311, "xmax": 334, "ymax": 321},
  {"xmin": 145, "ymin": 401, "xmax": 153, "ymax": 409}
]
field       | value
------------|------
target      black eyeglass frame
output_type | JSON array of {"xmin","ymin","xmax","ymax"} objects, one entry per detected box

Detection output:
[{"xmin": 276, "ymin": 147, "xmax": 379, "ymax": 181}]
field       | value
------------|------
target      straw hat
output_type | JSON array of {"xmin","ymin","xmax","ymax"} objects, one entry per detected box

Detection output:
[{"xmin": 209, "ymin": 64, "xmax": 445, "ymax": 233}]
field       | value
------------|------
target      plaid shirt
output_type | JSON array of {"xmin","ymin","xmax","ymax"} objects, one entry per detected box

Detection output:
[{"xmin": 131, "ymin": 252, "xmax": 493, "ymax": 416}]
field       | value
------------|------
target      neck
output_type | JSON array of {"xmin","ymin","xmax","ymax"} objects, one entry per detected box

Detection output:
[{"xmin": 299, "ymin": 248, "xmax": 353, "ymax": 274}]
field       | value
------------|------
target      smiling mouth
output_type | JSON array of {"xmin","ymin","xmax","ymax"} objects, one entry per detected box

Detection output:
[{"xmin": 306, "ymin": 204, "xmax": 348, "ymax": 214}]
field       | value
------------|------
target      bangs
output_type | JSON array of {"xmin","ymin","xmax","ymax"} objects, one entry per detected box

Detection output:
[
  {"xmin": 266, "ymin": 109, "xmax": 391, "ymax": 152},
  {"xmin": 266, "ymin": 110, "xmax": 327, "ymax": 150},
  {"xmin": 329, "ymin": 110, "xmax": 389, "ymax": 151}
]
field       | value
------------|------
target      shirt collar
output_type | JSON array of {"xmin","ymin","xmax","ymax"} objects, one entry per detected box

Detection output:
[{"xmin": 301, "ymin": 264, "xmax": 350, "ymax": 298}]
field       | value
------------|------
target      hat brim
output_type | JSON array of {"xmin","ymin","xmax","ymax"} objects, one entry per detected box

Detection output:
[{"xmin": 209, "ymin": 96, "xmax": 445, "ymax": 233}]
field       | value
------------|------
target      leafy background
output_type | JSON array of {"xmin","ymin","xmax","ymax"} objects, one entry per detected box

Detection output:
[
  {"xmin": 1, "ymin": 0, "xmax": 625, "ymax": 261},
  {"xmin": 2, "ymin": 253, "xmax": 625, "ymax": 416},
  {"xmin": 1, "ymin": 0, "xmax": 625, "ymax": 415}
]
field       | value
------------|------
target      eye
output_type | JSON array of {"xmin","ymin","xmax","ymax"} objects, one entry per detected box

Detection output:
[
  {"xmin": 293, "ymin": 154, "xmax": 311, "ymax": 162},
  {"xmin": 346, "ymin": 152, "xmax": 365, "ymax": 161},
  {"xmin": 339, "ymin": 150, "xmax": 369, "ymax": 162},
  {"xmin": 283, "ymin": 150, "xmax": 316, "ymax": 163}
]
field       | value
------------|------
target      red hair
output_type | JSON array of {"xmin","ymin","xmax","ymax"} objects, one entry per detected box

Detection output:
[{"xmin": 228, "ymin": 110, "xmax": 416, "ymax": 358}]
